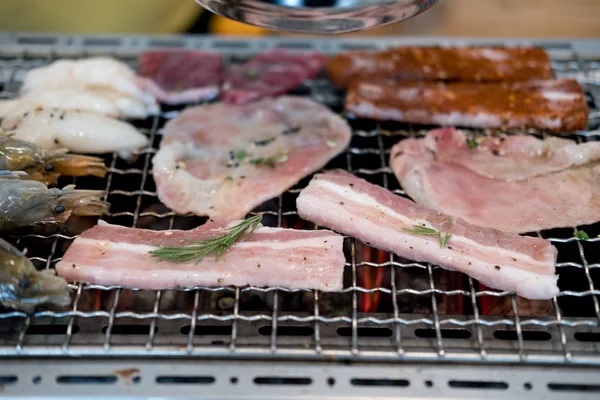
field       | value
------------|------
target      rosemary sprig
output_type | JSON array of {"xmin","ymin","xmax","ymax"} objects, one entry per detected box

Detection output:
[
  {"xmin": 149, "ymin": 215, "xmax": 262, "ymax": 264},
  {"xmin": 402, "ymin": 224, "xmax": 453, "ymax": 249}
]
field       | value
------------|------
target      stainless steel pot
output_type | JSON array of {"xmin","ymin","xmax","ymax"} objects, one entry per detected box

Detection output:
[{"xmin": 194, "ymin": 0, "xmax": 440, "ymax": 34}]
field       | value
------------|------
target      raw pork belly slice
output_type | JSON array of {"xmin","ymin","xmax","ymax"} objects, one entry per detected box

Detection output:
[
  {"xmin": 390, "ymin": 130, "xmax": 600, "ymax": 233},
  {"xmin": 138, "ymin": 50, "xmax": 223, "ymax": 105},
  {"xmin": 297, "ymin": 171, "xmax": 558, "ymax": 300},
  {"xmin": 346, "ymin": 79, "xmax": 588, "ymax": 132},
  {"xmin": 152, "ymin": 96, "xmax": 351, "ymax": 219},
  {"xmin": 56, "ymin": 220, "xmax": 345, "ymax": 291},
  {"xmin": 326, "ymin": 46, "xmax": 553, "ymax": 88},
  {"xmin": 222, "ymin": 49, "xmax": 325, "ymax": 104},
  {"xmin": 420, "ymin": 127, "xmax": 600, "ymax": 181}
]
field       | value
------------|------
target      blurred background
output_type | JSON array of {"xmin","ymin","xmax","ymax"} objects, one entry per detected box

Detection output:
[{"xmin": 0, "ymin": 0, "xmax": 599, "ymax": 37}]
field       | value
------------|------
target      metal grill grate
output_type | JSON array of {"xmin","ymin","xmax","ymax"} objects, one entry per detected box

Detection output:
[{"xmin": 0, "ymin": 34, "xmax": 600, "ymax": 366}]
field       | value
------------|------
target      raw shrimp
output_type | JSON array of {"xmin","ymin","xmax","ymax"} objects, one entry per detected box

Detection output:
[
  {"xmin": 0, "ymin": 134, "xmax": 107, "ymax": 185},
  {"xmin": 0, "ymin": 173, "xmax": 109, "ymax": 231},
  {"xmin": 0, "ymin": 237, "xmax": 71, "ymax": 311}
]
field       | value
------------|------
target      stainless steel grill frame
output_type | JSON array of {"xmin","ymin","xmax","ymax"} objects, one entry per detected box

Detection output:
[{"xmin": 0, "ymin": 32, "xmax": 600, "ymax": 398}]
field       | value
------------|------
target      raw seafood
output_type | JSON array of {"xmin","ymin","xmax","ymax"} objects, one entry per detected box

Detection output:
[
  {"xmin": 18, "ymin": 57, "xmax": 159, "ymax": 118},
  {"xmin": 0, "ymin": 237, "xmax": 71, "ymax": 311},
  {"xmin": 0, "ymin": 87, "xmax": 158, "ymax": 120},
  {"xmin": 390, "ymin": 129, "xmax": 600, "ymax": 233},
  {"xmin": 152, "ymin": 96, "xmax": 350, "ymax": 219},
  {"xmin": 296, "ymin": 171, "xmax": 559, "ymax": 300},
  {"xmin": 1, "ymin": 107, "xmax": 149, "ymax": 157},
  {"xmin": 222, "ymin": 49, "xmax": 325, "ymax": 104},
  {"xmin": 416, "ymin": 127, "xmax": 600, "ymax": 181},
  {"xmin": 138, "ymin": 50, "xmax": 222, "ymax": 105},
  {"xmin": 346, "ymin": 79, "xmax": 588, "ymax": 132},
  {"xmin": 0, "ymin": 134, "xmax": 106, "ymax": 185},
  {"xmin": 0, "ymin": 174, "xmax": 109, "ymax": 231},
  {"xmin": 56, "ymin": 219, "xmax": 345, "ymax": 291},
  {"xmin": 326, "ymin": 46, "xmax": 553, "ymax": 88}
]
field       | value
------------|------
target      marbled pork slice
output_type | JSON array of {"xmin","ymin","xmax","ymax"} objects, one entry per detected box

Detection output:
[
  {"xmin": 421, "ymin": 127, "xmax": 600, "ymax": 181},
  {"xmin": 152, "ymin": 96, "xmax": 351, "ymax": 219},
  {"xmin": 390, "ymin": 134, "xmax": 600, "ymax": 233}
]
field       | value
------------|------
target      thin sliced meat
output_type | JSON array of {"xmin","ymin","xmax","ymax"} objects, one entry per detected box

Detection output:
[
  {"xmin": 326, "ymin": 46, "xmax": 553, "ymax": 88},
  {"xmin": 56, "ymin": 220, "xmax": 345, "ymax": 291},
  {"xmin": 296, "ymin": 171, "xmax": 558, "ymax": 300},
  {"xmin": 390, "ymin": 134, "xmax": 600, "ymax": 233},
  {"xmin": 222, "ymin": 49, "xmax": 325, "ymax": 104},
  {"xmin": 423, "ymin": 128, "xmax": 600, "ymax": 181},
  {"xmin": 138, "ymin": 50, "xmax": 222, "ymax": 105},
  {"xmin": 152, "ymin": 96, "xmax": 351, "ymax": 219},
  {"xmin": 346, "ymin": 79, "xmax": 588, "ymax": 132}
]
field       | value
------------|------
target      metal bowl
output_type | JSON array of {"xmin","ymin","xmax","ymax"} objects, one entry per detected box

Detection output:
[{"xmin": 194, "ymin": 0, "xmax": 440, "ymax": 34}]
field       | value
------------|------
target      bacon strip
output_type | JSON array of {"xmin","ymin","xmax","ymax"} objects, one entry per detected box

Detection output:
[
  {"xmin": 56, "ymin": 220, "xmax": 345, "ymax": 291},
  {"xmin": 296, "ymin": 171, "xmax": 558, "ymax": 300},
  {"xmin": 346, "ymin": 79, "xmax": 588, "ymax": 132},
  {"xmin": 326, "ymin": 47, "xmax": 553, "ymax": 88}
]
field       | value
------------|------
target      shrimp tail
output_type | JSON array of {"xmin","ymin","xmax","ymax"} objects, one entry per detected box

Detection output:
[
  {"xmin": 50, "ymin": 154, "xmax": 108, "ymax": 179},
  {"xmin": 55, "ymin": 187, "xmax": 110, "ymax": 217}
]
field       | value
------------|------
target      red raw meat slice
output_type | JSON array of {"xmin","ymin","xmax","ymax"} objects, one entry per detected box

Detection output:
[
  {"xmin": 222, "ymin": 49, "xmax": 325, "ymax": 104},
  {"xmin": 138, "ymin": 50, "xmax": 223, "ymax": 105}
]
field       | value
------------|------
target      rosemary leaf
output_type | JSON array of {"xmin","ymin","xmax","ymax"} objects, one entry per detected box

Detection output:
[
  {"xmin": 149, "ymin": 215, "xmax": 262, "ymax": 263},
  {"xmin": 440, "ymin": 232, "xmax": 452, "ymax": 249},
  {"xmin": 402, "ymin": 225, "xmax": 440, "ymax": 236},
  {"xmin": 574, "ymin": 230, "xmax": 589, "ymax": 240},
  {"xmin": 448, "ymin": 216, "xmax": 454, "ymax": 226}
]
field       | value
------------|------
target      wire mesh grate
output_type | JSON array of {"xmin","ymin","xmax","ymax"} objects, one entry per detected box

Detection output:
[{"xmin": 0, "ymin": 35, "xmax": 599, "ymax": 364}]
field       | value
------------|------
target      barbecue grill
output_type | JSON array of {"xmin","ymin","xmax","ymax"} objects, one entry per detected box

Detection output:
[{"xmin": 0, "ymin": 33, "xmax": 599, "ymax": 399}]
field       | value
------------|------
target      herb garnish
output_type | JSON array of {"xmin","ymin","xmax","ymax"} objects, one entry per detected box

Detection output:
[
  {"xmin": 282, "ymin": 126, "xmax": 301, "ymax": 135},
  {"xmin": 255, "ymin": 137, "xmax": 276, "ymax": 146},
  {"xmin": 249, "ymin": 157, "xmax": 277, "ymax": 168},
  {"xmin": 234, "ymin": 150, "xmax": 247, "ymax": 161},
  {"xmin": 149, "ymin": 215, "xmax": 262, "ymax": 263},
  {"xmin": 574, "ymin": 230, "xmax": 590, "ymax": 240},
  {"xmin": 402, "ymin": 224, "xmax": 453, "ymax": 249},
  {"xmin": 466, "ymin": 139, "xmax": 479, "ymax": 149},
  {"xmin": 448, "ymin": 216, "xmax": 454, "ymax": 226},
  {"xmin": 249, "ymin": 153, "xmax": 288, "ymax": 168},
  {"xmin": 246, "ymin": 69, "xmax": 258, "ymax": 79},
  {"xmin": 440, "ymin": 232, "xmax": 453, "ymax": 248}
]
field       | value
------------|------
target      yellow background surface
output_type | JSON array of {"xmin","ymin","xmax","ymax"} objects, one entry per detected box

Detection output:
[{"xmin": 0, "ymin": 0, "xmax": 202, "ymax": 34}]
